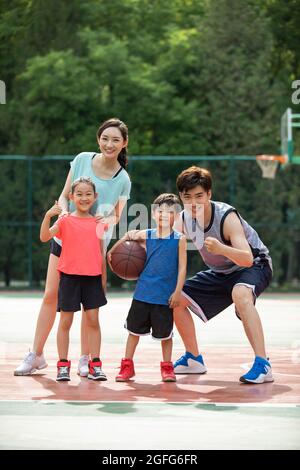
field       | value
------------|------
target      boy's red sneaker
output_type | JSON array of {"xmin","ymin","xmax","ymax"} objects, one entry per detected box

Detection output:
[
  {"xmin": 115, "ymin": 358, "xmax": 135, "ymax": 382},
  {"xmin": 160, "ymin": 361, "xmax": 176, "ymax": 382}
]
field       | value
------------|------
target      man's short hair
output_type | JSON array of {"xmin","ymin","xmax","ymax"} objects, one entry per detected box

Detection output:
[{"xmin": 176, "ymin": 166, "xmax": 212, "ymax": 193}]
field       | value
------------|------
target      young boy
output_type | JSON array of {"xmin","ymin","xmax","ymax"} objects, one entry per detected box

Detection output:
[
  {"xmin": 40, "ymin": 177, "xmax": 107, "ymax": 381},
  {"xmin": 108, "ymin": 193, "xmax": 187, "ymax": 382},
  {"xmin": 172, "ymin": 166, "xmax": 274, "ymax": 384}
]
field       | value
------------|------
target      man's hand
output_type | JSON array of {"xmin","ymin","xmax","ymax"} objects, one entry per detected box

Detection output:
[{"xmin": 204, "ymin": 237, "xmax": 224, "ymax": 255}]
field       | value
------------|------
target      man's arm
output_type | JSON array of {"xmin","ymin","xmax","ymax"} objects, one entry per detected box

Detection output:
[{"xmin": 205, "ymin": 212, "xmax": 253, "ymax": 267}]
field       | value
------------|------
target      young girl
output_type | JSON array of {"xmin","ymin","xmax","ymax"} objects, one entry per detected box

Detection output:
[
  {"xmin": 15, "ymin": 118, "xmax": 131, "ymax": 377},
  {"xmin": 40, "ymin": 177, "xmax": 107, "ymax": 381}
]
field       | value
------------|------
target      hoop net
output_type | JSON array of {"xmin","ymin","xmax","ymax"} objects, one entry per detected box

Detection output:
[{"xmin": 256, "ymin": 155, "xmax": 287, "ymax": 179}]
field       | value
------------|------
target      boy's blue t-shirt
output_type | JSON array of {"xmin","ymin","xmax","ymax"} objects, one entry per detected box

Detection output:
[{"xmin": 133, "ymin": 229, "xmax": 181, "ymax": 306}]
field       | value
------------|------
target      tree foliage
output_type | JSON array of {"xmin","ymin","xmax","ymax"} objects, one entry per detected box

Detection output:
[{"xmin": 0, "ymin": 0, "xmax": 299, "ymax": 288}]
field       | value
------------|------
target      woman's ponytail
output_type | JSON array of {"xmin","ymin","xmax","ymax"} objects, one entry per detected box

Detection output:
[{"xmin": 117, "ymin": 147, "xmax": 128, "ymax": 168}]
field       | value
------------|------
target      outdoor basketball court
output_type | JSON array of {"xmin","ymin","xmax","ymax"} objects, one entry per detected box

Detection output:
[{"xmin": 0, "ymin": 291, "xmax": 299, "ymax": 450}]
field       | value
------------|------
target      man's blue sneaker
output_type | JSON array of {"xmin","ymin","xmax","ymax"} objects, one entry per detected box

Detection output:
[
  {"xmin": 173, "ymin": 352, "xmax": 207, "ymax": 374},
  {"xmin": 240, "ymin": 356, "xmax": 274, "ymax": 384}
]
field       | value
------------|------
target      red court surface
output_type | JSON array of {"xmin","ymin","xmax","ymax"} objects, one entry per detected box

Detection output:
[{"xmin": 1, "ymin": 345, "xmax": 299, "ymax": 404}]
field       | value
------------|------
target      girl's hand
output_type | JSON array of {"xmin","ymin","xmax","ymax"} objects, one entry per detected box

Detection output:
[
  {"xmin": 102, "ymin": 281, "xmax": 107, "ymax": 295},
  {"xmin": 46, "ymin": 200, "xmax": 62, "ymax": 218}
]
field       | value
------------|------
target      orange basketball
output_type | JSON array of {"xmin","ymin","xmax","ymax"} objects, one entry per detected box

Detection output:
[{"xmin": 109, "ymin": 240, "xmax": 146, "ymax": 280}]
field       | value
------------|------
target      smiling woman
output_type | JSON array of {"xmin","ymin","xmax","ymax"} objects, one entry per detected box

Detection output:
[{"xmin": 14, "ymin": 118, "xmax": 131, "ymax": 378}]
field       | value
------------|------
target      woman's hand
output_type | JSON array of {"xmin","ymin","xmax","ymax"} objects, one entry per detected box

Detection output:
[
  {"xmin": 58, "ymin": 209, "xmax": 70, "ymax": 218},
  {"xmin": 95, "ymin": 213, "xmax": 117, "ymax": 227}
]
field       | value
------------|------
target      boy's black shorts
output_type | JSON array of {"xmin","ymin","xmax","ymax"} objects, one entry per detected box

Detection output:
[
  {"xmin": 57, "ymin": 273, "xmax": 107, "ymax": 312},
  {"xmin": 125, "ymin": 299, "xmax": 173, "ymax": 340}
]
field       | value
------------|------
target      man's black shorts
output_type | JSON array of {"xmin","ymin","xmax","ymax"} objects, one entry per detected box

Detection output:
[
  {"xmin": 182, "ymin": 261, "xmax": 272, "ymax": 322},
  {"xmin": 57, "ymin": 273, "xmax": 107, "ymax": 312},
  {"xmin": 125, "ymin": 299, "xmax": 173, "ymax": 340}
]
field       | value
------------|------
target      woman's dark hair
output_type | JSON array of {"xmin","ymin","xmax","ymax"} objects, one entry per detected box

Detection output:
[
  {"xmin": 176, "ymin": 166, "xmax": 212, "ymax": 193},
  {"xmin": 96, "ymin": 118, "xmax": 128, "ymax": 168}
]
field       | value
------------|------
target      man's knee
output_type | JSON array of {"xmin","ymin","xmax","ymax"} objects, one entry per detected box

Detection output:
[{"xmin": 232, "ymin": 285, "xmax": 254, "ymax": 311}]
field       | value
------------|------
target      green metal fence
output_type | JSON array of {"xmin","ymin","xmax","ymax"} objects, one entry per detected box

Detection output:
[{"xmin": 1, "ymin": 154, "xmax": 295, "ymax": 288}]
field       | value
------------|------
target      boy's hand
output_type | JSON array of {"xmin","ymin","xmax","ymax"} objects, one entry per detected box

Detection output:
[
  {"xmin": 169, "ymin": 290, "xmax": 182, "ymax": 309},
  {"xmin": 204, "ymin": 237, "xmax": 224, "ymax": 255},
  {"xmin": 46, "ymin": 201, "xmax": 62, "ymax": 218}
]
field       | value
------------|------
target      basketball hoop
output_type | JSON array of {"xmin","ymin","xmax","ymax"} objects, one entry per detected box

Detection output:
[{"xmin": 256, "ymin": 155, "xmax": 287, "ymax": 179}]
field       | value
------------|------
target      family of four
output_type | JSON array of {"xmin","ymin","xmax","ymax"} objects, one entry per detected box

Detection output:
[{"xmin": 14, "ymin": 118, "xmax": 273, "ymax": 385}]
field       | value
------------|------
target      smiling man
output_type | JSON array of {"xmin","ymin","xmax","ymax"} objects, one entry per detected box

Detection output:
[{"xmin": 173, "ymin": 166, "xmax": 274, "ymax": 384}]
